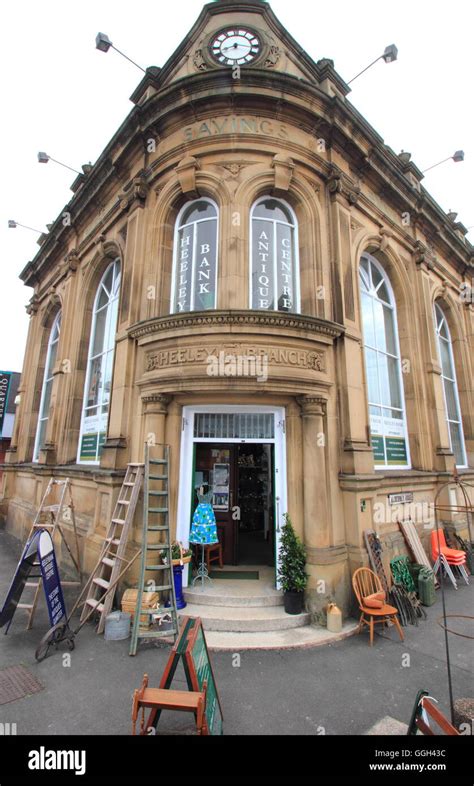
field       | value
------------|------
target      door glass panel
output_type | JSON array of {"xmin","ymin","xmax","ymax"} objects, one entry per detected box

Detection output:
[{"xmin": 193, "ymin": 413, "xmax": 274, "ymax": 440}]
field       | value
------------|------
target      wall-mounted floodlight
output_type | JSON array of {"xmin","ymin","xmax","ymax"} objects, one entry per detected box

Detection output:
[
  {"xmin": 422, "ymin": 151, "xmax": 465, "ymax": 174},
  {"xmin": 8, "ymin": 220, "xmax": 43, "ymax": 233},
  {"xmin": 347, "ymin": 44, "xmax": 398, "ymax": 85},
  {"xmin": 37, "ymin": 152, "xmax": 82, "ymax": 176},
  {"xmin": 95, "ymin": 32, "xmax": 146, "ymax": 73}
]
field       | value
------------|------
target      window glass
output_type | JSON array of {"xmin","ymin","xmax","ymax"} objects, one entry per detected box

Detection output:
[
  {"xmin": 251, "ymin": 198, "xmax": 299, "ymax": 313},
  {"xmin": 33, "ymin": 311, "xmax": 61, "ymax": 462},
  {"xmin": 78, "ymin": 259, "xmax": 121, "ymax": 464},
  {"xmin": 172, "ymin": 200, "xmax": 218, "ymax": 313},
  {"xmin": 358, "ymin": 254, "xmax": 410, "ymax": 468},
  {"xmin": 434, "ymin": 303, "xmax": 467, "ymax": 467}
]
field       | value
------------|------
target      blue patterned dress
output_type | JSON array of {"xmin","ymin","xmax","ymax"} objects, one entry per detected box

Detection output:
[{"xmin": 189, "ymin": 489, "xmax": 218, "ymax": 545}]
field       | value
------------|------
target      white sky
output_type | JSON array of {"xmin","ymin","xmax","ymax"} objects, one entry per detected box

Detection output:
[{"xmin": 1, "ymin": 0, "xmax": 472, "ymax": 372}]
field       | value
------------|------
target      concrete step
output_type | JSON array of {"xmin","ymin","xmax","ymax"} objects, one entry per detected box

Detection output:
[
  {"xmin": 201, "ymin": 622, "xmax": 359, "ymax": 651},
  {"xmin": 183, "ymin": 587, "xmax": 283, "ymax": 608},
  {"xmin": 179, "ymin": 602, "xmax": 310, "ymax": 632}
]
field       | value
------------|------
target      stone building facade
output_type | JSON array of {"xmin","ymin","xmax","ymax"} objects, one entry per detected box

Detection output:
[{"xmin": 1, "ymin": 0, "xmax": 473, "ymax": 619}]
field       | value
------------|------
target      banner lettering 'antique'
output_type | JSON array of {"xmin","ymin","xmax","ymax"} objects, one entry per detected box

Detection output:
[{"xmin": 0, "ymin": 372, "xmax": 11, "ymax": 436}]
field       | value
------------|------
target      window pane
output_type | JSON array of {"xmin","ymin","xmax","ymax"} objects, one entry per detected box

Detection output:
[
  {"xmin": 378, "ymin": 354, "xmax": 402, "ymax": 409},
  {"xmin": 360, "ymin": 257, "xmax": 370, "ymax": 281},
  {"xmin": 105, "ymin": 296, "xmax": 119, "ymax": 352},
  {"xmin": 365, "ymin": 349, "xmax": 379, "ymax": 404},
  {"xmin": 41, "ymin": 379, "xmax": 53, "ymax": 419},
  {"xmin": 193, "ymin": 219, "xmax": 217, "ymax": 311},
  {"xmin": 276, "ymin": 223, "xmax": 295, "ymax": 312},
  {"xmin": 37, "ymin": 419, "xmax": 47, "ymax": 453},
  {"xmin": 181, "ymin": 200, "xmax": 216, "ymax": 224},
  {"xmin": 102, "ymin": 266, "xmax": 114, "ymax": 294},
  {"xmin": 47, "ymin": 339, "xmax": 58, "ymax": 379},
  {"xmin": 439, "ymin": 338, "xmax": 453, "ymax": 378},
  {"xmin": 253, "ymin": 199, "xmax": 292, "ymax": 222},
  {"xmin": 371, "ymin": 264, "xmax": 383, "ymax": 290},
  {"xmin": 376, "ymin": 282, "xmax": 390, "ymax": 304},
  {"xmin": 101, "ymin": 351, "xmax": 114, "ymax": 412},
  {"xmin": 443, "ymin": 379, "xmax": 458, "ymax": 421},
  {"xmin": 92, "ymin": 306, "xmax": 107, "ymax": 357},
  {"xmin": 361, "ymin": 293, "xmax": 375, "ymax": 346},
  {"xmin": 86, "ymin": 356, "xmax": 102, "ymax": 409},
  {"xmin": 174, "ymin": 225, "xmax": 193, "ymax": 312},
  {"xmin": 252, "ymin": 219, "xmax": 275, "ymax": 309},
  {"xmin": 449, "ymin": 422, "xmax": 465, "ymax": 466}
]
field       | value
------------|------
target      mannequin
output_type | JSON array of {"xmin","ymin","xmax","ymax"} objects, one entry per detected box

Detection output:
[{"xmin": 189, "ymin": 483, "xmax": 218, "ymax": 586}]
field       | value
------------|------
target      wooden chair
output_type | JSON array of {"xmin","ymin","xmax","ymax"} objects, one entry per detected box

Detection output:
[
  {"xmin": 407, "ymin": 690, "xmax": 460, "ymax": 735},
  {"xmin": 132, "ymin": 674, "xmax": 208, "ymax": 735},
  {"xmin": 204, "ymin": 541, "xmax": 223, "ymax": 571},
  {"xmin": 352, "ymin": 567, "xmax": 404, "ymax": 646}
]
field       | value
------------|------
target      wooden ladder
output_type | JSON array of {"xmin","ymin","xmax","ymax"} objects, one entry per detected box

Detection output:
[
  {"xmin": 19, "ymin": 478, "xmax": 82, "ymax": 630},
  {"xmin": 129, "ymin": 444, "xmax": 179, "ymax": 656},
  {"xmin": 80, "ymin": 463, "xmax": 144, "ymax": 634}
]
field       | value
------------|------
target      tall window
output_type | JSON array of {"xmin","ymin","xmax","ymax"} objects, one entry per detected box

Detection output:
[
  {"xmin": 434, "ymin": 303, "xmax": 467, "ymax": 467},
  {"xmin": 77, "ymin": 259, "xmax": 121, "ymax": 464},
  {"xmin": 171, "ymin": 199, "xmax": 218, "ymax": 313},
  {"xmin": 359, "ymin": 254, "xmax": 410, "ymax": 469},
  {"xmin": 250, "ymin": 198, "xmax": 299, "ymax": 313},
  {"xmin": 33, "ymin": 311, "xmax": 61, "ymax": 462}
]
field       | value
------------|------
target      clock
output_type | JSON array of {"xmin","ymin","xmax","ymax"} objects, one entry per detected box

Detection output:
[{"xmin": 210, "ymin": 28, "xmax": 262, "ymax": 66}]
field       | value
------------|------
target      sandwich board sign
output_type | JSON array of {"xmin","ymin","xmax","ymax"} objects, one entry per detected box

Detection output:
[
  {"xmin": 0, "ymin": 529, "xmax": 66, "ymax": 632},
  {"xmin": 146, "ymin": 616, "xmax": 223, "ymax": 735}
]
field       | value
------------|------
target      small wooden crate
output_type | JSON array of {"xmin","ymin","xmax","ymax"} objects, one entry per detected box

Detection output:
[{"xmin": 121, "ymin": 590, "xmax": 159, "ymax": 628}]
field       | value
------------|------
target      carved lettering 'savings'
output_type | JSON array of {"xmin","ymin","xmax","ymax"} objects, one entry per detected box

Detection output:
[{"xmin": 145, "ymin": 346, "xmax": 326, "ymax": 373}]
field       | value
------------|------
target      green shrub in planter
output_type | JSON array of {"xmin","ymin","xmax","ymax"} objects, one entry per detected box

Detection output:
[{"xmin": 278, "ymin": 514, "xmax": 308, "ymax": 614}]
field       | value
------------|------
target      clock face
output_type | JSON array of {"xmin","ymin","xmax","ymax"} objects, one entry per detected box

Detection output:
[{"xmin": 210, "ymin": 28, "xmax": 261, "ymax": 66}]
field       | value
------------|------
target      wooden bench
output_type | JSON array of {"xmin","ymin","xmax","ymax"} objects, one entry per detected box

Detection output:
[{"xmin": 132, "ymin": 674, "xmax": 208, "ymax": 735}]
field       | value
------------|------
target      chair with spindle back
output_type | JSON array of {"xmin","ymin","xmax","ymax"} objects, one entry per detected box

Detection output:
[{"xmin": 352, "ymin": 567, "xmax": 404, "ymax": 646}]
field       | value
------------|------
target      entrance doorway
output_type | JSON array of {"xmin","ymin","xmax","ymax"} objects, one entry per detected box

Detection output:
[{"xmin": 193, "ymin": 443, "xmax": 274, "ymax": 566}]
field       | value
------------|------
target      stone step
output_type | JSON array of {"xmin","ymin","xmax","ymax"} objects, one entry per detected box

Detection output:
[
  {"xmin": 183, "ymin": 587, "xmax": 283, "ymax": 608},
  {"xmin": 179, "ymin": 602, "xmax": 310, "ymax": 632},
  {"xmin": 201, "ymin": 622, "xmax": 359, "ymax": 651}
]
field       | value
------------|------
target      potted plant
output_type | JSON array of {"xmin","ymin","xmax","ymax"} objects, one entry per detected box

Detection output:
[
  {"xmin": 277, "ymin": 514, "xmax": 308, "ymax": 614},
  {"xmin": 160, "ymin": 542, "xmax": 192, "ymax": 610}
]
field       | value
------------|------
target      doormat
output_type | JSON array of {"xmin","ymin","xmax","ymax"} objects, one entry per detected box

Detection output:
[
  {"xmin": 209, "ymin": 571, "xmax": 259, "ymax": 580},
  {"xmin": 0, "ymin": 665, "xmax": 44, "ymax": 706}
]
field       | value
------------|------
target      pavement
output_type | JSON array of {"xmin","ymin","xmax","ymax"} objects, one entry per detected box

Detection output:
[{"xmin": 0, "ymin": 528, "xmax": 472, "ymax": 736}]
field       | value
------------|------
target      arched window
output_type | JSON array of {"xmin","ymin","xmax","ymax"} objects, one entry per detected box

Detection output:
[
  {"xmin": 171, "ymin": 199, "xmax": 218, "ymax": 313},
  {"xmin": 434, "ymin": 303, "xmax": 467, "ymax": 467},
  {"xmin": 77, "ymin": 259, "xmax": 121, "ymax": 464},
  {"xmin": 250, "ymin": 198, "xmax": 299, "ymax": 313},
  {"xmin": 33, "ymin": 311, "xmax": 61, "ymax": 462},
  {"xmin": 359, "ymin": 253, "xmax": 410, "ymax": 468}
]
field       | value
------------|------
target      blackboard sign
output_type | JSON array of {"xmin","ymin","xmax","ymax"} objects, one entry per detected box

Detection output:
[
  {"xmin": 146, "ymin": 616, "xmax": 223, "ymax": 735},
  {"xmin": 38, "ymin": 531, "xmax": 67, "ymax": 627}
]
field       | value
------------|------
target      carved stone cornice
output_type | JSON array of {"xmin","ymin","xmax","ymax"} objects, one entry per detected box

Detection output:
[
  {"xmin": 175, "ymin": 156, "xmax": 201, "ymax": 197},
  {"xmin": 326, "ymin": 165, "xmax": 360, "ymax": 206},
  {"xmin": 26, "ymin": 295, "xmax": 40, "ymax": 315},
  {"xmin": 272, "ymin": 154, "xmax": 294, "ymax": 193},
  {"xmin": 141, "ymin": 393, "xmax": 172, "ymax": 414},
  {"xmin": 128, "ymin": 310, "xmax": 345, "ymax": 341},
  {"xmin": 414, "ymin": 240, "xmax": 436, "ymax": 271}
]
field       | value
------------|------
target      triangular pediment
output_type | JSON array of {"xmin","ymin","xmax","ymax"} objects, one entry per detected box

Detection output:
[{"xmin": 131, "ymin": 0, "xmax": 345, "ymax": 104}]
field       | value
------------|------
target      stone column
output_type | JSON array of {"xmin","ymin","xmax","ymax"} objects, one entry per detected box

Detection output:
[
  {"xmin": 141, "ymin": 394, "xmax": 171, "ymax": 448},
  {"xmin": 297, "ymin": 395, "xmax": 329, "ymax": 549}
]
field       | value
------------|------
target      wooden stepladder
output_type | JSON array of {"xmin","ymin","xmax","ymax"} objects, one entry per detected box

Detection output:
[
  {"xmin": 20, "ymin": 478, "xmax": 82, "ymax": 630},
  {"xmin": 129, "ymin": 444, "xmax": 179, "ymax": 656},
  {"xmin": 80, "ymin": 463, "xmax": 144, "ymax": 634}
]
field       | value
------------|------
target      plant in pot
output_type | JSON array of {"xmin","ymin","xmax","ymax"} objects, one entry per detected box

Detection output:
[
  {"xmin": 159, "ymin": 541, "xmax": 192, "ymax": 611},
  {"xmin": 277, "ymin": 514, "xmax": 308, "ymax": 614}
]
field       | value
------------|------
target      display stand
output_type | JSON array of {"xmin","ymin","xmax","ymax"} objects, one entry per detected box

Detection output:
[{"xmin": 193, "ymin": 545, "xmax": 212, "ymax": 588}]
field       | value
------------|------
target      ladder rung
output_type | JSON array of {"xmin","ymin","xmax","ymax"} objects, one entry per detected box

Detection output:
[
  {"xmin": 148, "ymin": 526, "xmax": 169, "ymax": 531},
  {"xmin": 42, "ymin": 504, "xmax": 60, "ymax": 512},
  {"xmin": 105, "ymin": 537, "xmax": 121, "ymax": 545},
  {"xmin": 25, "ymin": 582, "xmax": 40, "ymax": 588},
  {"xmin": 17, "ymin": 603, "xmax": 34, "ymax": 610},
  {"xmin": 93, "ymin": 578, "xmax": 110, "ymax": 590},
  {"xmin": 149, "ymin": 508, "xmax": 168, "ymax": 514},
  {"xmin": 149, "ymin": 459, "xmax": 167, "ymax": 465},
  {"xmin": 136, "ymin": 629, "xmax": 177, "ymax": 639},
  {"xmin": 128, "ymin": 463, "xmax": 144, "ymax": 467},
  {"xmin": 147, "ymin": 544, "xmax": 169, "ymax": 551},
  {"xmin": 118, "ymin": 500, "xmax": 130, "ymax": 505},
  {"xmin": 148, "ymin": 491, "xmax": 167, "ymax": 497},
  {"xmin": 85, "ymin": 599, "xmax": 105, "ymax": 612},
  {"xmin": 33, "ymin": 523, "xmax": 54, "ymax": 529},
  {"xmin": 123, "ymin": 482, "xmax": 135, "ymax": 487},
  {"xmin": 145, "ymin": 565, "xmax": 170, "ymax": 571},
  {"xmin": 149, "ymin": 474, "xmax": 168, "ymax": 480},
  {"xmin": 111, "ymin": 518, "xmax": 126, "ymax": 525},
  {"xmin": 102, "ymin": 557, "xmax": 116, "ymax": 567}
]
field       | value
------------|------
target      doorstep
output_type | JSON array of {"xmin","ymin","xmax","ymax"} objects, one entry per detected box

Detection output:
[{"xmin": 200, "ymin": 621, "xmax": 359, "ymax": 651}]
